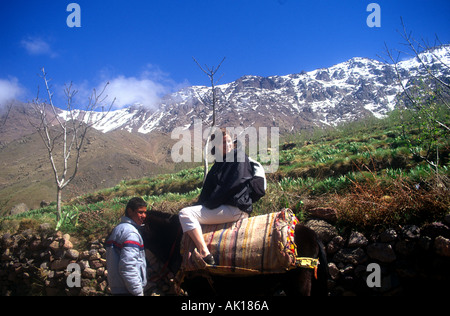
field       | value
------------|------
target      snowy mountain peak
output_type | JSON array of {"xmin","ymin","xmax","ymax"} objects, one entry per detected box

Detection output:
[{"xmin": 61, "ymin": 46, "xmax": 450, "ymax": 134}]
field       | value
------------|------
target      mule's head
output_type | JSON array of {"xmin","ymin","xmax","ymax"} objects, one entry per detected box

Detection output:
[
  {"xmin": 294, "ymin": 223, "xmax": 319, "ymax": 258},
  {"xmin": 142, "ymin": 210, "xmax": 183, "ymax": 273}
]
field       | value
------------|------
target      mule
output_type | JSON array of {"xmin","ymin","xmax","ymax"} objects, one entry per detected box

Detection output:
[{"xmin": 141, "ymin": 210, "xmax": 329, "ymax": 296}]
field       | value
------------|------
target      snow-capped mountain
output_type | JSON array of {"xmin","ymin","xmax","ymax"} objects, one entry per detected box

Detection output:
[{"xmin": 61, "ymin": 45, "xmax": 450, "ymax": 134}]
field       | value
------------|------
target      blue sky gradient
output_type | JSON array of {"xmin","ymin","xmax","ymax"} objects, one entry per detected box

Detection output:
[{"xmin": 1, "ymin": 0, "xmax": 449, "ymax": 109}]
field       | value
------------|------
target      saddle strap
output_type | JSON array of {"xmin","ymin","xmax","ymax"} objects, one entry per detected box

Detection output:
[{"xmin": 295, "ymin": 257, "xmax": 319, "ymax": 279}]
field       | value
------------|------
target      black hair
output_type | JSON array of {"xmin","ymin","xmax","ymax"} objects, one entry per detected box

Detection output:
[{"xmin": 125, "ymin": 197, "xmax": 147, "ymax": 217}]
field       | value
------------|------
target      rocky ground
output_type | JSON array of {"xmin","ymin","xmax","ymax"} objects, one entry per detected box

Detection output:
[{"xmin": 1, "ymin": 210, "xmax": 449, "ymax": 296}]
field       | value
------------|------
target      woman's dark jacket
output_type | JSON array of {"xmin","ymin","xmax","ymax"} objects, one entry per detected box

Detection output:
[{"xmin": 198, "ymin": 149, "xmax": 254, "ymax": 214}]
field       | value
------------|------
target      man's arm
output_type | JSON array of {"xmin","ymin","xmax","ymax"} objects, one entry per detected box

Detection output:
[{"xmin": 118, "ymin": 233, "xmax": 145, "ymax": 296}]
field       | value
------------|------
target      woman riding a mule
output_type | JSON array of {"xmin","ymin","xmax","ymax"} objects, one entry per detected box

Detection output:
[{"xmin": 179, "ymin": 128, "xmax": 265, "ymax": 265}]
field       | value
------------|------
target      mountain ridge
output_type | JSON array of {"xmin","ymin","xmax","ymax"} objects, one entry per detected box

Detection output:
[{"xmin": 53, "ymin": 45, "xmax": 450, "ymax": 135}]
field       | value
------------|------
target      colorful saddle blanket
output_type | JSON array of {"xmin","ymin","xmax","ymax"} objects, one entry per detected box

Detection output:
[{"xmin": 180, "ymin": 209, "xmax": 300, "ymax": 275}]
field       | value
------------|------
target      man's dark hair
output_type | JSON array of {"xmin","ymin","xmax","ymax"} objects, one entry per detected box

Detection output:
[{"xmin": 125, "ymin": 197, "xmax": 147, "ymax": 217}]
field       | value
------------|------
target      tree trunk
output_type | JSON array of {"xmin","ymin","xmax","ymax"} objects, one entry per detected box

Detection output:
[{"xmin": 56, "ymin": 187, "xmax": 62, "ymax": 222}]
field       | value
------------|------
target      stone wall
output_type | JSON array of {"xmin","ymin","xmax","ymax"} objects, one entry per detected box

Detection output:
[
  {"xmin": 305, "ymin": 208, "xmax": 450, "ymax": 296},
  {"xmin": 1, "ymin": 214, "xmax": 449, "ymax": 296},
  {"xmin": 0, "ymin": 225, "xmax": 108, "ymax": 296},
  {"xmin": 0, "ymin": 224, "xmax": 175, "ymax": 296}
]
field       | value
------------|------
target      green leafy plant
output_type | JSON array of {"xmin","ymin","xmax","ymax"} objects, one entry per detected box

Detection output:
[{"xmin": 55, "ymin": 206, "xmax": 79, "ymax": 231}]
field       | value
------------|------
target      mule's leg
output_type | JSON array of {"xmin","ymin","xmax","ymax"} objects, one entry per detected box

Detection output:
[
  {"xmin": 291, "ymin": 224, "xmax": 320, "ymax": 296},
  {"xmin": 283, "ymin": 269, "xmax": 313, "ymax": 296}
]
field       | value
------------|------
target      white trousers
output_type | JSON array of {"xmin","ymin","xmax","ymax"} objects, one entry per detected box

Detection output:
[{"xmin": 179, "ymin": 204, "xmax": 248, "ymax": 233}]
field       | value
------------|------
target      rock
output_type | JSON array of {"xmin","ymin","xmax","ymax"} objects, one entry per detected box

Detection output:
[
  {"xmin": 434, "ymin": 236, "xmax": 450, "ymax": 257},
  {"xmin": 89, "ymin": 260, "xmax": 103, "ymax": 269},
  {"xmin": 51, "ymin": 259, "xmax": 71, "ymax": 271},
  {"xmin": 40, "ymin": 200, "xmax": 50, "ymax": 208},
  {"xmin": 402, "ymin": 225, "xmax": 420, "ymax": 239},
  {"xmin": 65, "ymin": 249, "xmax": 79, "ymax": 260},
  {"xmin": 80, "ymin": 286, "xmax": 97, "ymax": 296},
  {"xmin": 328, "ymin": 262, "xmax": 340, "ymax": 280},
  {"xmin": 10, "ymin": 203, "xmax": 29, "ymax": 216},
  {"xmin": 62, "ymin": 239, "xmax": 73, "ymax": 250},
  {"xmin": 307, "ymin": 207, "xmax": 338, "ymax": 223},
  {"xmin": 348, "ymin": 231, "xmax": 368, "ymax": 248},
  {"xmin": 82, "ymin": 268, "xmax": 97, "ymax": 279},
  {"xmin": 98, "ymin": 280, "xmax": 108, "ymax": 292},
  {"xmin": 305, "ymin": 219, "xmax": 338, "ymax": 243},
  {"xmin": 88, "ymin": 249, "xmax": 101, "ymax": 261},
  {"xmin": 96, "ymin": 267, "xmax": 106, "ymax": 277},
  {"xmin": 80, "ymin": 250, "xmax": 90, "ymax": 260},
  {"xmin": 379, "ymin": 229, "xmax": 398, "ymax": 243},
  {"xmin": 333, "ymin": 248, "xmax": 367, "ymax": 265},
  {"xmin": 327, "ymin": 235, "xmax": 345, "ymax": 254},
  {"xmin": 49, "ymin": 240, "xmax": 61, "ymax": 252},
  {"xmin": 367, "ymin": 243, "xmax": 396, "ymax": 263},
  {"xmin": 421, "ymin": 222, "xmax": 450, "ymax": 239},
  {"xmin": 79, "ymin": 260, "xmax": 90, "ymax": 270}
]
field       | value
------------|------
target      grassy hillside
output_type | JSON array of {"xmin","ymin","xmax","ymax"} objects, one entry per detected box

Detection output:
[
  {"xmin": 0, "ymin": 126, "xmax": 180, "ymax": 213},
  {"xmin": 1, "ymin": 108, "xmax": 449, "ymax": 247}
]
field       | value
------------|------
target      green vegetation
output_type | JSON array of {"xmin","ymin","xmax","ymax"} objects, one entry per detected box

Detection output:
[{"xmin": 1, "ymin": 105, "xmax": 449, "ymax": 244}]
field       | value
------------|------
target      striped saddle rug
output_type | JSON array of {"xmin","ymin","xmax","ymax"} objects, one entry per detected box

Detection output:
[{"xmin": 180, "ymin": 209, "xmax": 301, "ymax": 275}]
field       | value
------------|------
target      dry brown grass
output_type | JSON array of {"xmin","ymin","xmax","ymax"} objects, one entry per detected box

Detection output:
[{"xmin": 328, "ymin": 172, "xmax": 449, "ymax": 232}]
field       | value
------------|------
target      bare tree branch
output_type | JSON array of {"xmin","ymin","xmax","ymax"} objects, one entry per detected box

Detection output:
[
  {"xmin": 29, "ymin": 68, "xmax": 114, "ymax": 220},
  {"xmin": 192, "ymin": 57, "xmax": 226, "ymax": 183},
  {"xmin": 398, "ymin": 17, "xmax": 450, "ymax": 90},
  {"xmin": 380, "ymin": 20, "xmax": 450, "ymax": 171}
]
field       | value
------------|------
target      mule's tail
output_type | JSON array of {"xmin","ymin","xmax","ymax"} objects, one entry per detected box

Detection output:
[{"xmin": 311, "ymin": 239, "xmax": 329, "ymax": 296}]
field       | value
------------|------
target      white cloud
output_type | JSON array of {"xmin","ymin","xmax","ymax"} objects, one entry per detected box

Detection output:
[
  {"xmin": 98, "ymin": 65, "xmax": 189, "ymax": 110},
  {"xmin": 49, "ymin": 65, "xmax": 189, "ymax": 111},
  {"xmin": 104, "ymin": 75, "xmax": 169, "ymax": 110},
  {"xmin": 21, "ymin": 37, "xmax": 57, "ymax": 58},
  {"xmin": 0, "ymin": 77, "xmax": 24, "ymax": 106}
]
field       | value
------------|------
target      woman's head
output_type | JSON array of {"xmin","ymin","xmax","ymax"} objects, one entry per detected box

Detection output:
[{"xmin": 210, "ymin": 128, "xmax": 234, "ymax": 158}]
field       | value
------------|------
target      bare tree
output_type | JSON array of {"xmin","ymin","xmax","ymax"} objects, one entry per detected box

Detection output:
[
  {"xmin": 192, "ymin": 57, "xmax": 226, "ymax": 183},
  {"xmin": 29, "ymin": 68, "xmax": 114, "ymax": 220},
  {"xmin": 380, "ymin": 19, "xmax": 450, "ymax": 170}
]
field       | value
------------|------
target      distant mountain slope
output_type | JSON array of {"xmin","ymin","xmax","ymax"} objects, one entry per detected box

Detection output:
[{"xmin": 0, "ymin": 119, "xmax": 179, "ymax": 212}]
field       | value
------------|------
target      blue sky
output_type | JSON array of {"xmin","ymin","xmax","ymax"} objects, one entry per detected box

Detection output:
[{"xmin": 1, "ymin": 0, "xmax": 449, "ymax": 110}]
